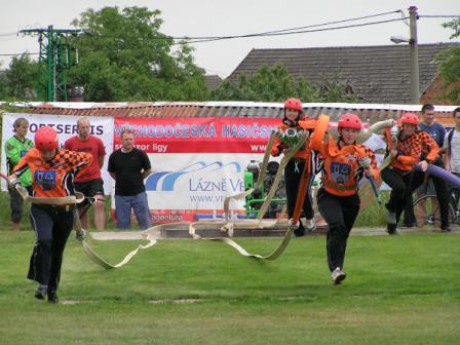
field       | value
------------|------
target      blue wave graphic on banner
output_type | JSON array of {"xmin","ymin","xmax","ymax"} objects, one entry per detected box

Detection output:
[
  {"xmin": 145, "ymin": 161, "xmax": 241, "ymax": 191},
  {"xmin": 145, "ymin": 171, "xmax": 170, "ymax": 190}
]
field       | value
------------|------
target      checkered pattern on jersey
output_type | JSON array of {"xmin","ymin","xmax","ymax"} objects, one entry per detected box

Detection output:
[
  {"xmin": 388, "ymin": 132, "xmax": 423, "ymax": 171},
  {"xmin": 397, "ymin": 134, "xmax": 422, "ymax": 157},
  {"xmin": 13, "ymin": 148, "xmax": 92, "ymax": 198},
  {"xmin": 44, "ymin": 149, "xmax": 88, "ymax": 175},
  {"xmin": 417, "ymin": 131, "xmax": 440, "ymax": 163}
]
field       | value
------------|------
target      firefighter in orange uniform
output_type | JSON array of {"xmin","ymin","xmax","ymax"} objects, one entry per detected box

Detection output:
[
  {"xmin": 271, "ymin": 98, "xmax": 319, "ymax": 236},
  {"xmin": 8, "ymin": 126, "xmax": 92, "ymax": 304},
  {"xmin": 381, "ymin": 113, "xmax": 423, "ymax": 235},
  {"xmin": 403, "ymin": 129, "xmax": 450, "ymax": 231},
  {"xmin": 315, "ymin": 114, "xmax": 379, "ymax": 285}
]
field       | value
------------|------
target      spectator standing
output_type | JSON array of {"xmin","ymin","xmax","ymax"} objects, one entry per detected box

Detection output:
[
  {"xmin": 444, "ymin": 107, "xmax": 460, "ymax": 212},
  {"xmin": 419, "ymin": 104, "xmax": 446, "ymax": 149},
  {"xmin": 444, "ymin": 107, "xmax": 460, "ymax": 176},
  {"xmin": 8, "ymin": 126, "xmax": 92, "ymax": 303},
  {"xmin": 64, "ymin": 118, "xmax": 107, "ymax": 230},
  {"xmin": 108, "ymin": 129, "xmax": 152, "ymax": 230},
  {"xmin": 4, "ymin": 118, "xmax": 34, "ymax": 230}
]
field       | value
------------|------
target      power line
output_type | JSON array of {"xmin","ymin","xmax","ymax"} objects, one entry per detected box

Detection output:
[
  {"xmin": 0, "ymin": 32, "xmax": 17, "ymax": 37},
  {"xmin": 419, "ymin": 14, "xmax": 460, "ymax": 18},
  {"xmin": 0, "ymin": 52, "xmax": 39, "ymax": 56},
  {"xmin": 184, "ymin": 17, "xmax": 409, "ymax": 45},
  {"xmin": 0, "ymin": 9, "xmax": 403, "ymax": 40},
  {"xmin": 0, "ymin": 10, "xmax": 455, "ymax": 44},
  {"xmin": 69, "ymin": 16, "xmax": 408, "ymax": 48},
  {"xmin": 232, "ymin": 9, "xmax": 405, "ymax": 36},
  {"xmin": 81, "ymin": 11, "xmax": 407, "ymax": 42},
  {"xmin": 0, "ymin": 10, "xmax": 439, "ymax": 55},
  {"xmin": 0, "ymin": 16, "xmax": 410, "ymax": 55}
]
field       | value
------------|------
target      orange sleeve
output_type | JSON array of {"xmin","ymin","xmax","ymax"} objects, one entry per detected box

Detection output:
[
  {"xmin": 271, "ymin": 130, "xmax": 283, "ymax": 156},
  {"xmin": 363, "ymin": 146, "xmax": 380, "ymax": 182},
  {"xmin": 12, "ymin": 154, "xmax": 30, "ymax": 175},
  {"xmin": 11, "ymin": 149, "xmax": 36, "ymax": 177},
  {"xmin": 424, "ymin": 133, "xmax": 440, "ymax": 163},
  {"xmin": 73, "ymin": 151, "xmax": 93, "ymax": 177},
  {"xmin": 397, "ymin": 155, "xmax": 419, "ymax": 166},
  {"xmin": 299, "ymin": 118, "xmax": 317, "ymax": 130}
]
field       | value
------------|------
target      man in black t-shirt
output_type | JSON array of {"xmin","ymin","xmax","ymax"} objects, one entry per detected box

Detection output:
[{"xmin": 108, "ymin": 129, "xmax": 152, "ymax": 229}]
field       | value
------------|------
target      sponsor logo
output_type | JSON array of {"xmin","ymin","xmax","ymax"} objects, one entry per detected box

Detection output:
[
  {"xmin": 330, "ymin": 162, "xmax": 350, "ymax": 185},
  {"xmin": 145, "ymin": 161, "xmax": 241, "ymax": 191},
  {"xmin": 35, "ymin": 170, "xmax": 57, "ymax": 190}
]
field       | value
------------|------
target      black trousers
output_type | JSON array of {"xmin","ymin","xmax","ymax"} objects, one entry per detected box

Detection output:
[
  {"xmin": 381, "ymin": 168, "xmax": 413, "ymax": 223},
  {"xmin": 284, "ymin": 159, "xmax": 314, "ymax": 220},
  {"xmin": 317, "ymin": 188, "xmax": 360, "ymax": 272},
  {"xmin": 403, "ymin": 159, "xmax": 450, "ymax": 228},
  {"xmin": 27, "ymin": 204, "xmax": 75, "ymax": 293}
]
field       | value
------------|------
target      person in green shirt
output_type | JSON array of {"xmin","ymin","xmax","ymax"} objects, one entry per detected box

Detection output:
[{"xmin": 5, "ymin": 118, "xmax": 34, "ymax": 230}]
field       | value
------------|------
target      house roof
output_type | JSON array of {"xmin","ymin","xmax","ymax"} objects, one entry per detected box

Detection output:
[
  {"xmin": 228, "ymin": 43, "xmax": 460, "ymax": 104},
  {"xmin": 205, "ymin": 75, "xmax": 223, "ymax": 90},
  {"xmin": 7, "ymin": 101, "xmax": 458, "ymax": 127}
]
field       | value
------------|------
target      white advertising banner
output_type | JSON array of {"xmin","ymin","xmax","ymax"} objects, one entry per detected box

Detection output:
[
  {"xmin": 113, "ymin": 116, "xmax": 279, "ymax": 223},
  {"xmin": 1, "ymin": 113, "xmax": 114, "ymax": 193},
  {"xmin": 145, "ymin": 153, "xmax": 268, "ymax": 223}
]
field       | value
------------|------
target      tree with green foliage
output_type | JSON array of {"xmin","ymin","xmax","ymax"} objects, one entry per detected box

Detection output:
[
  {"xmin": 437, "ymin": 18, "xmax": 460, "ymax": 103},
  {"xmin": 211, "ymin": 64, "xmax": 360, "ymax": 103},
  {"xmin": 0, "ymin": 66, "xmax": 7, "ymax": 100},
  {"xmin": 68, "ymin": 6, "xmax": 208, "ymax": 102},
  {"xmin": 0, "ymin": 54, "xmax": 37, "ymax": 101}
]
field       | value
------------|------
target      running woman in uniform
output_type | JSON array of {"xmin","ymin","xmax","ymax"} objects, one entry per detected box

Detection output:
[
  {"xmin": 271, "ymin": 98, "xmax": 318, "ymax": 236},
  {"xmin": 8, "ymin": 126, "xmax": 92, "ymax": 304},
  {"xmin": 381, "ymin": 113, "xmax": 423, "ymax": 235},
  {"xmin": 314, "ymin": 114, "xmax": 379, "ymax": 285}
]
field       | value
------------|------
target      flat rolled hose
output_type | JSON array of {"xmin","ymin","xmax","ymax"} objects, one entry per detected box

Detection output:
[
  {"xmin": 414, "ymin": 163, "xmax": 460, "ymax": 188},
  {"xmin": 309, "ymin": 114, "xmax": 330, "ymax": 151}
]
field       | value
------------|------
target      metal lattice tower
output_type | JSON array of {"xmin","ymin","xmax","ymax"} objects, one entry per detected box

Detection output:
[{"xmin": 21, "ymin": 26, "xmax": 81, "ymax": 101}]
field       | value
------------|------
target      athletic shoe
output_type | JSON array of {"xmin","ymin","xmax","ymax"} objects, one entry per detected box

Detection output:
[
  {"xmin": 306, "ymin": 218, "xmax": 316, "ymax": 232},
  {"xmin": 34, "ymin": 284, "xmax": 47, "ymax": 300},
  {"xmin": 293, "ymin": 225, "xmax": 305, "ymax": 237},
  {"xmin": 47, "ymin": 292, "xmax": 59, "ymax": 304},
  {"xmin": 387, "ymin": 224, "xmax": 398, "ymax": 235},
  {"xmin": 331, "ymin": 267, "xmax": 346, "ymax": 285}
]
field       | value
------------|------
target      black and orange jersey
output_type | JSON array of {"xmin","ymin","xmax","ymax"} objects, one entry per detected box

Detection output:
[
  {"xmin": 12, "ymin": 148, "xmax": 93, "ymax": 198},
  {"xmin": 317, "ymin": 137, "xmax": 379, "ymax": 197},
  {"xmin": 416, "ymin": 131, "xmax": 440, "ymax": 163},
  {"xmin": 385, "ymin": 129, "xmax": 422, "ymax": 172},
  {"xmin": 271, "ymin": 117, "xmax": 317, "ymax": 159}
]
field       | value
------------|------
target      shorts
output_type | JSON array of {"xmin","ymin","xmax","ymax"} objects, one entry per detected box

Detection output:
[{"xmin": 74, "ymin": 179, "xmax": 104, "ymax": 208}]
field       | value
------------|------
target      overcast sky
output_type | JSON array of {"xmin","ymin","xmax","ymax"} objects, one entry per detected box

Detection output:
[{"xmin": 1, "ymin": 0, "xmax": 459, "ymax": 78}]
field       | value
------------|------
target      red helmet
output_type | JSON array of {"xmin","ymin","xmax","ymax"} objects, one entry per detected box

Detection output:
[
  {"xmin": 338, "ymin": 113, "xmax": 362, "ymax": 130},
  {"xmin": 284, "ymin": 98, "xmax": 302, "ymax": 112},
  {"xmin": 400, "ymin": 113, "xmax": 420, "ymax": 126},
  {"xmin": 35, "ymin": 126, "xmax": 59, "ymax": 151}
]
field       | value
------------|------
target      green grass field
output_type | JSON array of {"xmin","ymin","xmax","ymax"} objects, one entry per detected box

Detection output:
[
  {"xmin": 0, "ymin": 189, "xmax": 390, "ymax": 231},
  {"xmin": 0, "ymin": 230, "xmax": 459, "ymax": 345}
]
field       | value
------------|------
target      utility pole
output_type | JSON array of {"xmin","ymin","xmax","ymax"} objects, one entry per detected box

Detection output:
[
  {"xmin": 20, "ymin": 26, "xmax": 81, "ymax": 102},
  {"xmin": 409, "ymin": 6, "xmax": 420, "ymax": 104}
]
